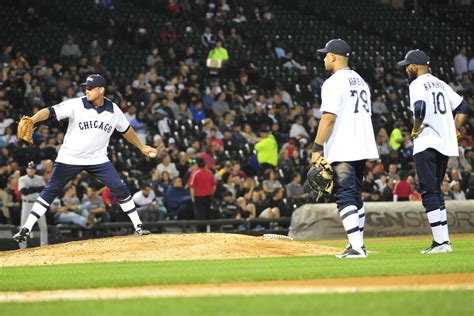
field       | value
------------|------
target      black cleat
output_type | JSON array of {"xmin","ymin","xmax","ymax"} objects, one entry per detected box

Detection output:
[
  {"xmin": 13, "ymin": 227, "xmax": 30, "ymax": 243},
  {"xmin": 135, "ymin": 224, "xmax": 150, "ymax": 236}
]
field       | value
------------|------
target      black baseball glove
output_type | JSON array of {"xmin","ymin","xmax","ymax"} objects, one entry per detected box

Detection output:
[{"xmin": 306, "ymin": 157, "xmax": 334, "ymax": 202}]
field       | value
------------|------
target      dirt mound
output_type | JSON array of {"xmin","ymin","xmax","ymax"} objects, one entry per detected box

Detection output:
[{"xmin": 0, "ymin": 233, "xmax": 341, "ymax": 267}]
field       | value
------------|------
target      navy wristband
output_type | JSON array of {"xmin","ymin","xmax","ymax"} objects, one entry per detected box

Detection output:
[{"xmin": 312, "ymin": 143, "xmax": 323, "ymax": 152}]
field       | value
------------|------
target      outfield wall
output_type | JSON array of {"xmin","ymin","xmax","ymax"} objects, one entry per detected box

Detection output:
[{"xmin": 289, "ymin": 201, "xmax": 474, "ymax": 240}]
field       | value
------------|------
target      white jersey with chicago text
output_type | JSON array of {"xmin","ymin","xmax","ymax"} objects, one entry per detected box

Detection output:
[
  {"xmin": 409, "ymin": 74, "xmax": 463, "ymax": 157},
  {"xmin": 320, "ymin": 68, "xmax": 378, "ymax": 164},
  {"xmin": 53, "ymin": 97, "xmax": 130, "ymax": 165}
]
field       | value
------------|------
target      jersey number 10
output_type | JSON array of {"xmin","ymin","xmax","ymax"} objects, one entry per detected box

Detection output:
[
  {"xmin": 432, "ymin": 92, "xmax": 447, "ymax": 114},
  {"xmin": 351, "ymin": 90, "xmax": 370, "ymax": 114}
]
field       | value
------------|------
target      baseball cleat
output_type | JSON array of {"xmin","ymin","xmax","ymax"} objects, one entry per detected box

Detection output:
[
  {"xmin": 135, "ymin": 224, "xmax": 150, "ymax": 236},
  {"xmin": 420, "ymin": 241, "xmax": 450, "ymax": 254},
  {"xmin": 336, "ymin": 246, "xmax": 367, "ymax": 258},
  {"xmin": 443, "ymin": 241, "xmax": 453, "ymax": 253},
  {"xmin": 13, "ymin": 227, "xmax": 30, "ymax": 243}
]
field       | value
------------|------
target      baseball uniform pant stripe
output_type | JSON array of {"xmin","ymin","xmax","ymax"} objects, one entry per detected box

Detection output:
[
  {"xmin": 430, "ymin": 221, "xmax": 442, "ymax": 227},
  {"xmin": 30, "ymin": 211, "xmax": 41, "ymax": 219},
  {"xmin": 358, "ymin": 213, "xmax": 365, "ymax": 218}
]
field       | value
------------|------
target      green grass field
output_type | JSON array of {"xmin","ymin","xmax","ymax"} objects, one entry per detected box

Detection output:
[{"xmin": 0, "ymin": 235, "xmax": 473, "ymax": 315}]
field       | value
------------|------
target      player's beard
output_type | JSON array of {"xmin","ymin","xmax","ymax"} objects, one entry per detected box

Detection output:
[{"xmin": 407, "ymin": 71, "xmax": 417, "ymax": 83}]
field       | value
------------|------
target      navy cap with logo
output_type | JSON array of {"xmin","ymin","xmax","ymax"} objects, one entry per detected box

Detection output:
[
  {"xmin": 80, "ymin": 74, "xmax": 106, "ymax": 88},
  {"xmin": 27, "ymin": 161, "xmax": 35, "ymax": 169},
  {"xmin": 317, "ymin": 39, "xmax": 351, "ymax": 57},
  {"xmin": 398, "ymin": 49, "xmax": 430, "ymax": 66}
]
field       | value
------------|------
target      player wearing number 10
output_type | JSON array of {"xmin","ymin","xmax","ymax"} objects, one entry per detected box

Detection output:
[
  {"xmin": 312, "ymin": 39, "xmax": 378, "ymax": 258},
  {"xmin": 398, "ymin": 49, "xmax": 469, "ymax": 254}
]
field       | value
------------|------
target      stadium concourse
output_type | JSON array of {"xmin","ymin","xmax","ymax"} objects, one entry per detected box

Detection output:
[{"xmin": 0, "ymin": 0, "xmax": 472, "ymax": 248}]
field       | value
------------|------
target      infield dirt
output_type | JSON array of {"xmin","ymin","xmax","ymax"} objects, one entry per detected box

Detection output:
[{"xmin": 0, "ymin": 233, "xmax": 341, "ymax": 267}]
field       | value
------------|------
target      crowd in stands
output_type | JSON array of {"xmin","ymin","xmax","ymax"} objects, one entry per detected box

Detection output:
[{"xmin": 0, "ymin": 0, "xmax": 473, "ymax": 231}]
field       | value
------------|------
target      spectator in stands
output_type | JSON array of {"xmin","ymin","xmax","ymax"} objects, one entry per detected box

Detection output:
[
  {"xmin": 453, "ymin": 46, "xmax": 468, "ymax": 79},
  {"xmin": 53, "ymin": 185, "xmax": 94, "ymax": 229},
  {"xmin": 361, "ymin": 171, "xmax": 377, "ymax": 201},
  {"xmin": 190, "ymin": 100, "xmax": 206, "ymax": 121},
  {"xmin": 201, "ymin": 26, "xmax": 216, "ymax": 48},
  {"xmin": 262, "ymin": 168, "xmax": 282, "ymax": 193},
  {"xmin": 218, "ymin": 190, "xmax": 240, "ymax": 219},
  {"xmin": 0, "ymin": 182, "xmax": 10, "ymax": 224},
  {"xmin": 393, "ymin": 171, "xmax": 412, "ymax": 202},
  {"xmin": 212, "ymin": 92, "xmax": 230, "ymax": 119},
  {"xmin": 0, "ymin": 111, "xmax": 13, "ymax": 137},
  {"xmin": 286, "ymin": 173, "xmax": 308, "ymax": 203},
  {"xmin": 147, "ymin": 47, "xmax": 163, "ymax": 67},
  {"xmin": 236, "ymin": 197, "xmax": 256, "ymax": 219},
  {"xmin": 82, "ymin": 186, "xmax": 109, "ymax": 223},
  {"xmin": 259, "ymin": 187, "xmax": 287, "ymax": 219},
  {"xmin": 254, "ymin": 127, "xmax": 278, "ymax": 173},
  {"xmin": 167, "ymin": 0, "xmax": 181, "ymax": 16},
  {"xmin": 129, "ymin": 110, "xmax": 148, "ymax": 144},
  {"xmin": 389, "ymin": 121, "xmax": 403, "ymax": 152},
  {"xmin": 282, "ymin": 52, "xmax": 304, "ymax": 71},
  {"xmin": 87, "ymin": 40, "xmax": 103, "ymax": 59},
  {"xmin": 60, "ymin": 35, "xmax": 81, "ymax": 59},
  {"xmin": 207, "ymin": 40, "xmax": 229, "ymax": 70},
  {"xmin": 189, "ymin": 157, "xmax": 216, "ymax": 231},
  {"xmin": 165, "ymin": 176, "xmax": 193, "ymax": 220},
  {"xmin": 381, "ymin": 177, "xmax": 396, "ymax": 201},
  {"xmin": 460, "ymin": 72, "xmax": 474, "ymax": 94},
  {"xmin": 441, "ymin": 179, "xmax": 454, "ymax": 201},
  {"xmin": 289, "ymin": 115, "xmax": 309, "ymax": 140},
  {"xmin": 133, "ymin": 183, "xmax": 161, "ymax": 221},
  {"xmin": 157, "ymin": 154, "xmax": 179, "ymax": 180}
]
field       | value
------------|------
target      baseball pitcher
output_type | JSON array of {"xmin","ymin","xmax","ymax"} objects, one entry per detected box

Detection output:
[{"xmin": 14, "ymin": 74, "xmax": 163, "ymax": 243}]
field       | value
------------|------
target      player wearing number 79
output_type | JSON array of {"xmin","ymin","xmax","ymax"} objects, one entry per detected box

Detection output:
[
  {"xmin": 398, "ymin": 50, "xmax": 469, "ymax": 254},
  {"xmin": 312, "ymin": 39, "xmax": 378, "ymax": 258}
]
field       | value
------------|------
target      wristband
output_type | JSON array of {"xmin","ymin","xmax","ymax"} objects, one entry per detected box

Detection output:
[{"xmin": 312, "ymin": 143, "xmax": 324, "ymax": 153}]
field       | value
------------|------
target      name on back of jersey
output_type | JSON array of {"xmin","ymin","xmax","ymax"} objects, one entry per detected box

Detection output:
[
  {"xmin": 348, "ymin": 77, "xmax": 365, "ymax": 86},
  {"xmin": 423, "ymin": 80, "xmax": 445, "ymax": 91}
]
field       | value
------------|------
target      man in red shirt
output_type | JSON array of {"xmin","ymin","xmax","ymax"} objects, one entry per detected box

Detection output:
[
  {"xmin": 189, "ymin": 157, "xmax": 216, "ymax": 232},
  {"xmin": 393, "ymin": 171, "xmax": 412, "ymax": 201}
]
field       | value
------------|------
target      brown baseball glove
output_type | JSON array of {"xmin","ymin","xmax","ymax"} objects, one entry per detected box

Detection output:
[{"xmin": 17, "ymin": 116, "xmax": 35, "ymax": 144}]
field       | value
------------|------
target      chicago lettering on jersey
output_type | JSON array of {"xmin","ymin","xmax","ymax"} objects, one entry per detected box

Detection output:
[
  {"xmin": 78, "ymin": 120, "xmax": 113, "ymax": 133},
  {"xmin": 423, "ymin": 81, "xmax": 445, "ymax": 91},
  {"xmin": 348, "ymin": 77, "xmax": 365, "ymax": 86}
]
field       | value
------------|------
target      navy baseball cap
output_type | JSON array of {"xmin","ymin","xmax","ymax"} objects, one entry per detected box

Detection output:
[
  {"xmin": 317, "ymin": 39, "xmax": 351, "ymax": 57},
  {"xmin": 27, "ymin": 161, "xmax": 35, "ymax": 169},
  {"xmin": 398, "ymin": 49, "xmax": 430, "ymax": 66},
  {"xmin": 80, "ymin": 74, "xmax": 106, "ymax": 88}
]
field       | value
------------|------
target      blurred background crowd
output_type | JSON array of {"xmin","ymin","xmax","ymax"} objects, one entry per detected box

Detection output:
[{"xmin": 0, "ymin": 0, "xmax": 472, "ymax": 230}]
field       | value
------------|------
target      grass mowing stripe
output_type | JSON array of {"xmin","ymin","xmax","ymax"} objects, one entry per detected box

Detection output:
[
  {"xmin": 0, "ymin": 237, "xmax": 472, "ymax": 291},
  {"xmin": 0, "ymin": 290, "xmax": 473, "ymax": 316}
]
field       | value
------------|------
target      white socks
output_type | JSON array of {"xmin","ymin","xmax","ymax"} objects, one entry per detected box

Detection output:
[
  {"xmin": 120, "ymin": 197, "xmax": 142, "ymax": 229},
  {"xmin": 340, "ymin": 205, "xmax": 363, "ymax": 250},
  {"xmin": 23, "ymin": 197, "xmax": 49, "ymax": 231},
  {"xmin": 439, "ymin": 207, "xmax": 450, "ymax": 243},
  {"xmin": 358, "ymin": 206, "xmax": 365, "ymax": 242},
  {"xmin": 426, "ymin": 208, "xmax": 444, "ymax": 244}
]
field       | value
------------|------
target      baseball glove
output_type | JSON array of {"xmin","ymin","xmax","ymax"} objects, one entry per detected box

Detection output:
[
  {"xmin": 306, "ymin": 157, "xmax": 334, "ymax": 202},
  {"xmin": 17, "ymin": 116, "xmax": 35, "ymax": 144}
]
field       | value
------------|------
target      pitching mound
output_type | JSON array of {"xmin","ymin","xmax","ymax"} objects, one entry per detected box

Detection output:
[{"xmin": 0, "ymin": 233, "xmax": 341, "ymax": 267}]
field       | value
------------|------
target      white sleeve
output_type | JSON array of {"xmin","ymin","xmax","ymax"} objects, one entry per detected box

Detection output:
[
  {"xmin": 52, "ymin": 100, "xmax": 74, "ymax": 120},
  {"xmin": 115, "ymin": 105, "xmax": 130, "ymax": 133},
  {"xmin": 320, "ymin": 79, "xmax": 341, "ymax": 115},
  {"xmin": 445, "ymin": 84, "xmax": 463, "ymax": 111}
]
